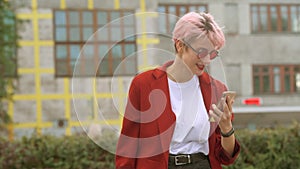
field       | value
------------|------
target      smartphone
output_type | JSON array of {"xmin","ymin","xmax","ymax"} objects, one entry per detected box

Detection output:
[
  {"xmin": 216, "ymin": 91, "xmax": 236, "ymax": 109},
  {"xmin": 222, "ymin": 91, "xmax": 236, "ymax": 104},
  {"xmin": 209, "ymin": 91, "xmax": 236, "ymax": 122}
]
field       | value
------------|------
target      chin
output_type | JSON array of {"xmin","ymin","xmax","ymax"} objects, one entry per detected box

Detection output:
[{"xmin": 195, "ymin": 70, "xmax": 204, "ymax": 76}]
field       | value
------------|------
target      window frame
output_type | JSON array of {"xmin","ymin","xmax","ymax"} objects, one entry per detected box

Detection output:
[
  {"xmin": 53, "ymin": 9, "xmax": 137, "ymax": 77},
  {"xmin": 253, "ymin": 64, "xmax": 300, "ymax": 94},
  {"xmin": 250, "ymin": 4, "xmax": 300, "ymax": 33},
  {"xmin": 157, "ymin": 3, "xmax": 208, "ymax": 34}
]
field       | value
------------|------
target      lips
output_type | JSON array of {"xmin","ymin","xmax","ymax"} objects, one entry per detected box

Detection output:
[{"xmin": 196, "ymin": 63, "xmax": 205, "ymax": 71}]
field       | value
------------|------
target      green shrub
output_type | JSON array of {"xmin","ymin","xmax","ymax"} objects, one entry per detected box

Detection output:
[
  {"xmin": 225, "ymin": 122, "xmax": 300, "ymax": 169},
  {"xmin": 0, "ymin": 123, "xmax": 299, "ymax": 169},
  {"xmin": 0, "ymin": 134, "xmax": 115, "ymax": 169}
]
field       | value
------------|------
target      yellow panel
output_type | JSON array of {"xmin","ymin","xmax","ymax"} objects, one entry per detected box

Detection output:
[
  {"xmin": 7, "ymin": 83, "xmax": 14, "ymax": 140},
  {"xmin": 18, "ymin": 68, "xmax": 54, "ymax": 74},
  {"xmin": 114, "ymin": 0, "xmax": 120, "ymax": 9},
  {"xmin": 14, "ymin": 122, "xmax": 53, "ymax": 128},
  {"xmin": 16, "ymin": 13, "xmax": 52, "ymax": 19},
  {"xmin": 70, "ymin": 119, "xmax": 121, "ymax": 127},
  {"xmin": 137, "ymin": 37, "xmax": 160, "ymax": 44},
  {"xmin": 19, "ymin": 40, "xmax": 54, "ymax": 46},
  {"xmin": 32, "ymin": 0, "xmax": 37, "ymax": 9},
  {"xmin": 60, "ymin": 0, "xmax": 66, "ymax": 9},
  {"xmin": 117, "ymin": 78, "xmax": 125, "ymax": 125},
  {"xmin": 135, "ymin": 12, "xmax": 158, "ymax": 17},
  {"xmin": 140, "ymin": 0, "xmax": 146, "ymax": 12},
  {"xmin": 63, "ymin": 79, "xmax": 71, "ymax": 135},
  {"xmin": 88, "ymin": 0, "xmax": 94, "ymax": 9}
]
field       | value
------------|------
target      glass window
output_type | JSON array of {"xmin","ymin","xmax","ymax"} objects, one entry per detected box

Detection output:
[
  {"xmin": 55, "ymin": 11, "xmax": 66, "ymax": 25},
  {"xmin": 56, "ymin": 61, "xmax": 69, "ymax": 76},
  {"xmin": 124, "ymin": 12, "xmax": 134, "ymax": 25},
  {"xmin": 83, "ymin": 27, "xmax": 94, "ymax": 41},
  {"xmin": 83, "ymin": 44, "xmax": 94, "ymax": 58},
  {"xmin": 69, "ymin": 27, "xmax": 80, "ymax": 41},
  {"xmin": 273, "ymin": 67, "xmax": 280, "ymax": 93},
  {"xmin": 263, "ymin": 76, "xmax": 270, "ymax": 92},
  {"xmin": 253, "ymin": 65, "xmax": 300, "ymax": 94},
  {"xmin": 291, "ymin": 6, "xmax": 299, "ymax": 32},
  {"xmin": 111, "ymin": 27, "xmax": 121, "ymax": 41},
  {"xmin": 83, "ymin": 11, "xmax": 93, "ymax": 25},
  {"xmin": 70, "ymin": 45, "xmax": 81, "ymax": 60},
  {"xmin": 125, "ymin": 44, "xmax": 135, "ymax": 57},
  {"xmin": 99, "ymin": 59, "xmax": 109, "ymax": 75},
  {"xmin": 270, "ymin": 6, "xmax": 278, "ymax": 31},
  {"xmin": 53, "ymin": 10, "xmax": 136, "ymax": 77},
  {"xmin": 55, "ymin": 27, "xmax": 67, "ymax": 41},
  {"xmin": 251, "ymin": 6, "xmax": 259, "ymax": 32},
  {"xmin": 296, "ymin": 73, "xmax": 300, "ymax": 92},
  {"xmin": 99, "ymin": 44, "xmax": 109, "ymax": 58},
  {"xmin": 56, "ymin": 45, "xmax": 67, "ymax": 59},
  {"xmin": 69, "ymin": 11, "xmax": 79, "ymax": 25},
  {"xmin": 124, "ymin": 27, "xmax": 134, "ymax": 40},
  {"xmin": 280, "ymin": 6, "xmax": 288, "ymax": 31},
  {"xmin": 260, "ymin": 6, "xmax": 268, "ymax": 32},
  {"xmin": 97, "ymin": 12, "xmax": 107, "ymax": 25},
  {"xmin": 254, "ymin": 76, "xmax": 260, "ymax": 93},
  {"xmin": 112, "ymin": 45, "xmax": 122, "ymax": 58},
  {"xmin": 284, "ymin": 74, "xmax": 291, "ymax": 92},
  {"xmin": 158, "ymin": 4, "xmax": 208, "ymax": 34},
  {"xmin": 97, "ymin": 27, "xmax": 108, "ymax": 41},
  {"xmin": 251, "ymin": 4, "xmax": 300, "ymax": 33}
]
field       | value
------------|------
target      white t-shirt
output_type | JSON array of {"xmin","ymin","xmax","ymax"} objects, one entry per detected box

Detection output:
[{"xmin": 168, "ymin": 75, "xmax": 210, "ymax": 155}]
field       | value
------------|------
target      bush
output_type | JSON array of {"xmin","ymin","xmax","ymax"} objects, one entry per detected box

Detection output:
[
  {"xmin": 0, "ymin": 123, "xmax": 299, "ymax": 169},
  {"xmin": 225, "ymin": 122, "xmax": 300, "ymax": 169},
  {"xmin": 0, "ymin": 134, "xmax": 115, "ymax": 169}
]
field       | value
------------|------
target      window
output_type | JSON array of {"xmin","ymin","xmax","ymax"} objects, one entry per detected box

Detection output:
[
  {"xmin": 251, "ymin": 4, "xmax": 300, "ymax": 33},
  {"xmin": 0, "ymin": 9, "xmax": 18, "ymax": 77},
  {"xmin": 53, "ymin": 10, "xmax": 136, "ymax": 77},
  {"xmin": 157, "ymin": 4, "xmax": 208, "ymax": 34},
  {"xmin": 253, "ymin": 65, "xmax": 300, "ymax": 94}
]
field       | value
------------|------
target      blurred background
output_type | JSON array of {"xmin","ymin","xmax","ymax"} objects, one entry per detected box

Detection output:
[{"xmin": 1, "ymin": 0, "xmax": 300, "ymax": 140}]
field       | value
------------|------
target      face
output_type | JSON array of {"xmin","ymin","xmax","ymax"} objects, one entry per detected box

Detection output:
[{"xmin": 178, "ymin": 36, "xmax": 217, "ymax": 76}]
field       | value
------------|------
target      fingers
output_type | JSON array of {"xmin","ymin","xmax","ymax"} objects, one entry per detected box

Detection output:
[{"xmin": 209, "ymin": 104, "xmax": 223, "ymax": 122}]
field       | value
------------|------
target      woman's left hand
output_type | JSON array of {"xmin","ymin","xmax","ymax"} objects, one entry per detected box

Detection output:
[{"xmin": 209, "ymin": 96, "xmax": 234, "ymax": 133}]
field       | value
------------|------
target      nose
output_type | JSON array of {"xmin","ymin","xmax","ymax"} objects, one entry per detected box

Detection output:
[{"xmin": 200, "ymin": 54, "xmax": 211, "ymax": 65}]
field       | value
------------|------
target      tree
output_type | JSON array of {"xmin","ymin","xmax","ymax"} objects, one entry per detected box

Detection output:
[{"xmin": 0, "ymin": 0, "xmax": 19, "ymax": 133}]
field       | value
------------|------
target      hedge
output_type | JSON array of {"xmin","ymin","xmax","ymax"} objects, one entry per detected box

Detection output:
[
  {"xmin": 0, "ymin": 123, "xmax": 299, "ymax": 169},
  {"xmin": 0, "ymin": 134, "xmax": 115, "ymax": 169},
  {"xmin": 224, "ymin": 122, "xmax": 300, "ymax": 169}
]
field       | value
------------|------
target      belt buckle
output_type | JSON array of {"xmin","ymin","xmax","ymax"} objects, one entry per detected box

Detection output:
[{"xmin": 174, "ymin": 154, "xmax": 191, "ymax": 166}]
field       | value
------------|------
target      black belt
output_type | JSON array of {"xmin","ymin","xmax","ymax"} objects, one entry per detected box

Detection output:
[{"xmin": 169, "ymin": 152, "xmax": 208, "ymax": 166}]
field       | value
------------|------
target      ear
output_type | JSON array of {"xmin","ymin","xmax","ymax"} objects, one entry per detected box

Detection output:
[{"xmin": 175, "ymin": 40, "xmax": 184, "ymax": 54}]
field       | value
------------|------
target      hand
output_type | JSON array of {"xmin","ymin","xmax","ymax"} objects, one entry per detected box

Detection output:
[{"xmin": 209, "ymin": 96, "xmax": 234, "ymax": 133}]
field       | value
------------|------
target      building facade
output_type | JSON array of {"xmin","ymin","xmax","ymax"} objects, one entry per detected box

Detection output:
[{"xmin": 4, "ymin": 0, "xmax": 300, "ymax": 139}]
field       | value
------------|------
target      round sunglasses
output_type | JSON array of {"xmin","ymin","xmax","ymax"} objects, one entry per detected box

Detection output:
[{"xmin": 183, "ymin": 40, "xmax": 219, "ymax": 60}]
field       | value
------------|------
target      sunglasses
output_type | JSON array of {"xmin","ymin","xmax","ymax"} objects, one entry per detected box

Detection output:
[{"xmin": 183, "ymin": 40, "xmax": 219, "ymax": 60}]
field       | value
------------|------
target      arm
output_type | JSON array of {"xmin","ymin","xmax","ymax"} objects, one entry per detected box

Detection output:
[
  {"xmin": 209, "ymin": 101, "xmax": 240, "ymax": 165},
  {"xmin": 115, "ymin": 82, "xmax": 141, "ymax": 169},
  {"xmin": 208, "ymin": 82, "xmax": 240, "ymax": 165}
]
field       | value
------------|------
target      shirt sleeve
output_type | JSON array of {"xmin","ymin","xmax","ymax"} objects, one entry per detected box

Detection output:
[
  {"xmin": 115, "ymin": 81, "xmax": 141, "ymax": 169},
  {"xmin": 210, "ymin": 78, "xmax": 241, "ymax": 166},
  {"xmin": 214, "ymin": 127, "xmax": 241, "ymax": 165}
]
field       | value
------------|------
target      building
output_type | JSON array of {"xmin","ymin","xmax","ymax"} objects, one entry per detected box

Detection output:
[{"xmin": 3, "ymin": 0, "xmax": 300, "ymax": 140}]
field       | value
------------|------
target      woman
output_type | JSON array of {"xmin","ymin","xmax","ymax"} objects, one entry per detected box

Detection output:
[{"xmin": 115, "ymin": 12, "xmax": 240, "ymax": 169}]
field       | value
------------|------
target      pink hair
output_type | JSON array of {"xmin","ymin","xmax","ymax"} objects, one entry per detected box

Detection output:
[{"xmin": 172, "ymin": 12, "xmax": 225, "ymax": 50}]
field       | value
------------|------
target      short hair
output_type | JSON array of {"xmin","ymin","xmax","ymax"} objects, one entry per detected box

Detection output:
[{"xmin": 172, "ymin": 12, "xmax": 225, "ymax": 50}]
